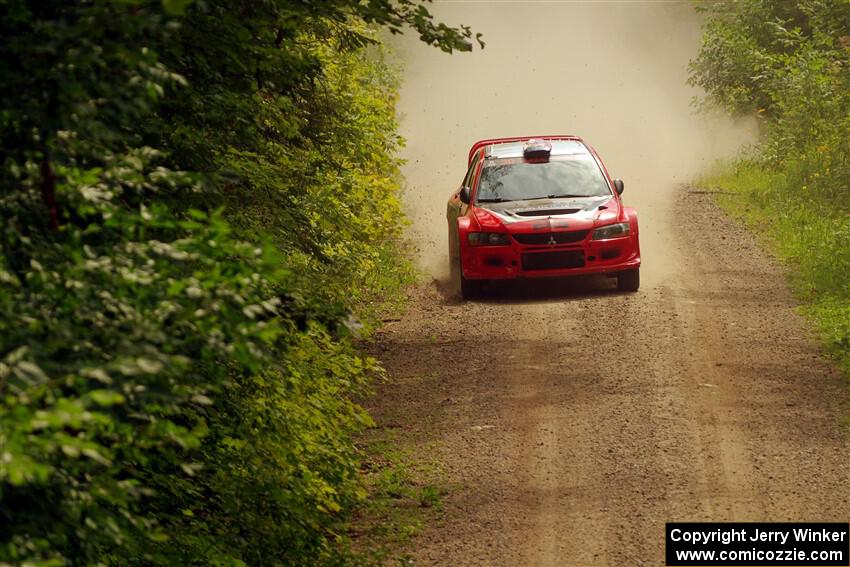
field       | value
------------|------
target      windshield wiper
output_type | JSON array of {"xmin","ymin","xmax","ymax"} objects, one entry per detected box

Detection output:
[{"xmin": 477, "ymin": 198, "xmax": 513, "ymax": 203}]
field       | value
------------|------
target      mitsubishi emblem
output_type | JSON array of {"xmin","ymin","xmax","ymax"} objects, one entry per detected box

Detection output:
[{"xmin": 548, "ymin": 234, "xmax": 557, "ymax": 245}]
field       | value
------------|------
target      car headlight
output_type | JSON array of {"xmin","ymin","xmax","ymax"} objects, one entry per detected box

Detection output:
[
  {"xmin": 591, "ymin": 222, "xmax": 631, "ymax": 240},
  {"xmin": 468, "ymin": 232, "xmax": 511, "ymax": 246}
]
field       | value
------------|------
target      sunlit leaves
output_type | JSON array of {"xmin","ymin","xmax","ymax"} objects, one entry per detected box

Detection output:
[
  {"xmin": 693, "ymin": 0, "xmax": 849, "ymax": 376},
  {"xmin": 0, "ymin": 0, "xmax": 444, "ymax": 564}
]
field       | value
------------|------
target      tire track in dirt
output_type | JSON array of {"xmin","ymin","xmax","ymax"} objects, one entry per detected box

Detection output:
[{"xmin": 368, "ymin": 188, "xmax": 849, "ymax": 566}]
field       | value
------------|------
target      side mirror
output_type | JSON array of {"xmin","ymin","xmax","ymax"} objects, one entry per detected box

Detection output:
[
  {"xmin": 459, "ymin": 186, "xmax": 471, "ymax": 204},
  {"xmin": 612, "ymin": 178, "xmax": 624, "ymax": 195}
]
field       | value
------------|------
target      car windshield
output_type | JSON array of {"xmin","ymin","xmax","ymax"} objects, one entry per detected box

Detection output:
[{"xmin": 475, "ymin": 156, "xmax": 611, "ymax": 203}]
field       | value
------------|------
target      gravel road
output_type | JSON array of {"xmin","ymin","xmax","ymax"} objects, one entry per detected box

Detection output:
[{"xmin": 368, "ymin": 188, "xmax": 850, "ymax": 566}]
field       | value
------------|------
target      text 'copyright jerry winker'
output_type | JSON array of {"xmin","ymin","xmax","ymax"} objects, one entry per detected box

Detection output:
[{"xmin": 666, "ymin": 523, "xmax": 850, "ymax": 566}]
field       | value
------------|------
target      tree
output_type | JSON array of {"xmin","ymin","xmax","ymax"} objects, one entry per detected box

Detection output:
[{"xmin": 0, "ymin": 1, "xmax": 480, "ymax": 564}]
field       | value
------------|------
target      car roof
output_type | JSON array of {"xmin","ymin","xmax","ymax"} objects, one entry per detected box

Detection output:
[
  {"xmin": 468, "ymin": 135, "xmax": 587, "ymax": 165},
  {"xmin": 483, "ymin": 139, "xmax": 589, "ymax": 161}
]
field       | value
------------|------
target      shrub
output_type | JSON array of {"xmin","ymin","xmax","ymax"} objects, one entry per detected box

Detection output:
[
  {"xmin": 0, "ymin": 1, "xmax": 479, "ymax": 564},
  {"xmin": 691, "ymin": 0, "xmax": 849, "ymax": 371}
]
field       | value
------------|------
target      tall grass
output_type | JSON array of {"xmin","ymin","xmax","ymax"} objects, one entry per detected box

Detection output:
[{"xmin": 689, "ymin": 0, "xmax": 849, "ymax": 374}]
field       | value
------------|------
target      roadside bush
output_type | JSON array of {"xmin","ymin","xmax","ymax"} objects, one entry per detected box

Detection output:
[
  {"xmin": 690, "ymin": 0, "xmax": 850, "ymax": 370},
  {"xmin": 0, "ymin": 1, "xmax": 480, "ymax": 565},
  {"xmin": 700, "ymin": 161, "xmax": 850, "ymax": 368}
]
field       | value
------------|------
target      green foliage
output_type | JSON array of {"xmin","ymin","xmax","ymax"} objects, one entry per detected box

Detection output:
[
  {"xmin": 689, "ymin": 0, "xmax": 850, "ymax": 196},
  {"xmin": 700, "ymin": 161, "xmax": 850, "ymax": 372},
  {"xmin": 0, "ymin": 0, "xmax": 472, "ymax": 565},
  {"xmin": 340, "ymin": 434, "xmax": 447, "ymax": 566},
  {"xmin": 691, "ymin": 1, "xmax": 849, "ymax": 372},
  {"xmin": 690, "ymin": 1, "xmax": 850, "ymax": 111}
]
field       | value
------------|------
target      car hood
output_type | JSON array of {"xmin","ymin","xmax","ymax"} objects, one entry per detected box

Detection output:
[{"xmin": 474, "ymin": 195, "xmax": 620, "ymax": 232}]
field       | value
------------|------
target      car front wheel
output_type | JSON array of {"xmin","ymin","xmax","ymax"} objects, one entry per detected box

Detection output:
[
  {"xmin": 460, "ymin": 272, "xmax": 483, "ymax": 299},
  {"xmin": 617, "ymin": 268, "xmax": 640, "ymax": 292}
]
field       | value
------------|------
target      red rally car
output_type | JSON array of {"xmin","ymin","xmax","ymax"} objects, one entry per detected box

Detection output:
[{"xmin": 447, "ymin": 135, "xmax": 641, "ymax": 298}]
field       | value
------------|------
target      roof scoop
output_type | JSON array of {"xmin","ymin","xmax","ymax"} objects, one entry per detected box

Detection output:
[{"xmin": 523, "ymin": 139, "xmax": 552, "ymax": 160}]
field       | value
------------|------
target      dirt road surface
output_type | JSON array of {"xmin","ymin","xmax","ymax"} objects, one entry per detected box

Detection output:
[
  {"xmin": 369, "ymin": 189, "xmax": 850, "ymax": 566},
  {"xmin": 371, "ymin": 3, "xmax": 850, "ymax": 565}
]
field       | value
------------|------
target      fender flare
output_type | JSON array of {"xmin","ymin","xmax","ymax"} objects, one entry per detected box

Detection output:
[
  {"xmin": 449, "ymin": 216, "xmax": 473, "ymax": 262},
  {"xmin": 623, "ymin": 206, "xmax": 639, "ymax": 235}
]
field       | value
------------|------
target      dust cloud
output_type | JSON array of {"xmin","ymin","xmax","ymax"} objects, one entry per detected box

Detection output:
[{"xmin": 391, "ymin": 1, "xmax": 757, "ymax": 286}]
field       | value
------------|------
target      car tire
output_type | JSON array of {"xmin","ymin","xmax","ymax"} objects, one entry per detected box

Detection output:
[
  {"xmin": 454, "ymin": 248, "xmax": 483, "ymax": 299},
  {"xmin": 617, "ymin": 268, "xmax": 640, "ymax": 292},
  {"xmin": 460, "ymin": 272, "xmax": 483, "ymax": 299}
]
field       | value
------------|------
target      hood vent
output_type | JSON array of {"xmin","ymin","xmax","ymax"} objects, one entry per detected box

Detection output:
[{"xmin": 512, "ymin": 208, "xmax": 580, "ymax": 217}]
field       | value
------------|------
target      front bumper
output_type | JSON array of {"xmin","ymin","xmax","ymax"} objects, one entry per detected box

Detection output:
[{"xmin": 460, "ymin": 234, "xmax": 640, "ymax": 280}]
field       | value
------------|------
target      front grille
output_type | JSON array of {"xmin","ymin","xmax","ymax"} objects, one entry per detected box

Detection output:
[
  {"xmin": 522, "ymin": 250, "xmax": 585, "ymax": 271},
  {"xmin": 512, "ymin": 230, "xmax": 590, "ymax": 245}
]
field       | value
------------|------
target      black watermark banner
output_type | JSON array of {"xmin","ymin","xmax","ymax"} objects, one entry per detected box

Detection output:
[{"xmin": 666, "ymin": 523, "xmax": 849, "ymax": 566}]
